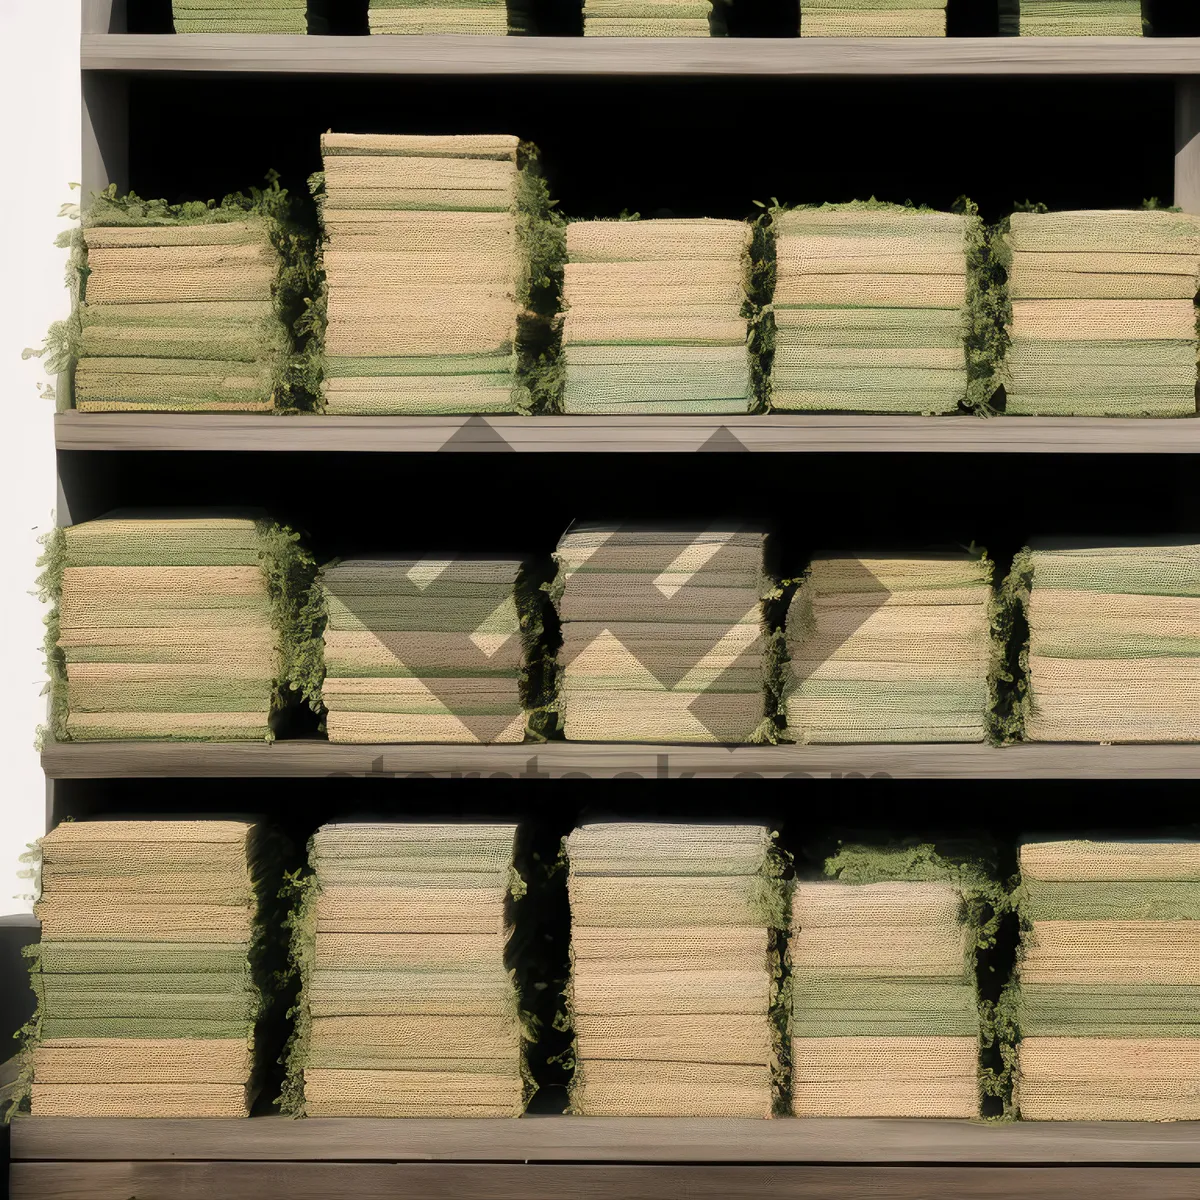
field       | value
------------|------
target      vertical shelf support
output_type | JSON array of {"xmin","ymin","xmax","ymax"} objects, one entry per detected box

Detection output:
[{"xmin": 1175, "ymin": 78, "xmax": 1200, "ymax": 214}]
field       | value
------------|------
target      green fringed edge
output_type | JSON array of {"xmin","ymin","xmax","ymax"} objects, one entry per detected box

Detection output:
[
  {"xmin": 955, "ymin": 197, "xmax": 1008, "ymax": 415},
  {"xmin": 517, "ymin": 557, "xmax": 561, "ymax": 740},
  {"xmin": 278, "ymin": 867, "xmax": 318, "ymax": 1117},
  {"xmin": 34, "ymin": 528, "xmax": 67, "ymax": 748},
  {"xmin": 290, "ymin": 559, "xmax": 334, "ymax": 721},
  {"xmin": 746, "ymin": 211, "xmax": 775, "ymax": 414},
  {"xmin": 254, "ymin": 520, "xmax": 321, "ymax": 736},
  {"xmin": 516, "ymin": 143, "xmax": 566, "ymax": 415},
  {"xmin": 821, "ymin": 842, "xmax": 1012, "ymax": 1118},
  {"xmin": 989, "ymin": 547, "xmax": 1033, "ymax": 744},
  {"xmin": 31, "ymin": 177, "xmax": 319, "ymax": 413}
]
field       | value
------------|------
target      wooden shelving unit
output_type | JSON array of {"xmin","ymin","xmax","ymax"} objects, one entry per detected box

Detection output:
[{"xmin": 18, "ymin": 2, "xmax": 1200, "ymax": 1195}]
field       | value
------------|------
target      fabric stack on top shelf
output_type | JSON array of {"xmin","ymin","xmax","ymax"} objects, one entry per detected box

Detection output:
[
  {"xmin": 771, "ymin": 205, "xmax": 985, "ymax": 413},
  {"xmin": 1015, "ymin": 840, "xmax": 1200, "ymax": 1120},
  {"xmin": 784, "ymin": 555, "xmax": 994, "ymax": 744},
  {"xmin": 317, "ymin": 556, "xmax": 532, "ymax": 744},
  {"xmin": 565, "ymin": 823, "xmax": 786, "ymax": 1116},
  {"xmin": 799, "ymin": 0, "xmax": 946, "ymax": 36},
  {"xmin": 1011, "ymin": 542, "xmax": 1200, "ymax": 742},
  {"xmin": 998, "ymin": 0, "xmax": 1145, "ymax": 35},
  {"xmin": 553, "ymin": 522, "xmax": 770, "ymax": 743},
  {"xmin": 582, "ymin": 0, "xmax": 721, "ymax": 35},
  {"xmin": 1002, "ymin": 210, "xmax": 1200, "ymax": 416},
  {"xmin": 791, "ymin": 845, "xmax": 993, "ymax": 1118},
  {"xmin": 72, "ymin": 189, "xmax": 295, "ymax": 413},
  {"xmin": 24, "ymin": 821, "xmax": 270, "ymax": 1118},
  {"xmin": 172, "ymin": 0, "xmax": 307, "ymax": 32},
  {"xmin": 317, "ymin": 133, "xmax": 537, "ymax": 415},
  {"xmin": 284, "ymin": 823, "xmax": 529, "ymax": 1117},
  {"xmin": 561, "ymin": 219, "xmax": 752, "ymax": 414},
  {"xmin": 368, "ymin": 0, "xmax": 522, "ymax": 34},
  {"xmin": 47, "ymin": 511, "xmax": 312, "ymax": 742}
]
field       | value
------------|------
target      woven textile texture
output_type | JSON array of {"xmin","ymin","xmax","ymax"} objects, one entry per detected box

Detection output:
[
  {"xmin": 784, "ymin": 555, "xmax": 995, "ymax": 744},
  {"xmin": 769, "ymin": 204, "xmax": 990, "ymax": 412},
  {"xmin": 18, "ymin": 820, "xmax": 273, "ymax": 1118},
  {"xmin": 1014, "ymin": 840, "xmax": 1200, "ymax": 1120},
  {"xmin": 791, "ymin": 844, "xmax": 997, "ymax": 1117},
  {"xmin": 1001, "ymin": 210, "xmax": 1200, "ymax": 415},
  {"xmin": 42, "ymin": 511, "xmax": 315, "ymax": 743},
  {"xmin": 561, "ymin": 219, "xmax": 753, "ymax": 414},
  {"xmin": 316, "ymin": 133, "xmax": 548, "ymax": 414},
  {"xmin": 998, "ymin": 0, "xmax": 1145, "ymax": 35},
  {"xmin": 552, "ymin": 522, "xmax": 772, "ymax": 743},
  {"xmin": 282, "ymin": 823, "xmax": 530, "ymax": 1117},
  {"xmin": 565, "ymin": 823, "xmax": 788, "ymax": 1116},
  {"xmin": 800, "ymin": 0, "xmax": 946, "ymax": 36},
  {"xmin": 1010, "ymin": 541, "xmax": 1200, "ymax": 742},
  {"xmin": 316, "ymin": 556, "xmax": 540, "ymax": 744},
  {"xmin": 172, "ymin": 0, "xmax": 307, "ymax": 32}
]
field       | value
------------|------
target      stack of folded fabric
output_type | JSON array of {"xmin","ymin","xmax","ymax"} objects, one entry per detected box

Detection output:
[
  {"xmin": 45, "ymin": 511, "xmax": 313, "ymax": 742},
  {"xmin": 172, "ymin": 0, "xmax": 307, "ymax": 31},
  {"xmin": 1002, "ymin": 210, "xmax": 1200, "ymax": 416},
  {"xmin": 582, "ymin": 0, "xmax": 721, "ymax": 35},
  {"xmin": 70, "ymin": 188, "xmax": 296, "ymax": 412},
  {"xmin": 784, "ymin": 555, "xmax": 994, "ymax": 743},
  {"xmin": 317, "ymin": 556, "xmax": 532, "ymax": 744},
  {"xmin": 368, "ymin": 0, "xmax": 521, "ymax": 33},
  {"xmin": 792, "ymin": 845, "xmax": 992, "ymax": 1117},
  {"xmin": 561, "ymin": 219, "xmax": 752, "ymax": 414},
  {"xmin": 317, "ymin": 133, "xmax": 544, "ymax": 415},
  {"xmin": 1009, "ymin": 541, "xmax": 1200, "ymax": 742},
  {"xmin": 1015, "ymin": 840, "xmax": 1200, "ymax": 1120},
  {"xmin": 554, "ymin": 522, "xmax": 770, "ymax": 743},
  {"xmin": 771, "ymin": 204, "xmax": 987, "ymax": 413},
  {"xmin": 23, "ymin": 820, "xmax": 269, "ymax": 1117},
  {"xmin": 998, "ymin": 0, "xmax": 1145, "ymax": 35},
  {"xmin": 565, "ymin": 823, "xmax": 786, "ymax": 1116},
  {"xmin": 284, "ymin": 823, "xmax": 529, "ymax": 1117},
  {"xmin": 799, "ymin": 0, "xmax": 946, "ymax": 35}
]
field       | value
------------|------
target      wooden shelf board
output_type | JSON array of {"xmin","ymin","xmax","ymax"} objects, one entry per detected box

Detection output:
[
  {"xmin": 53, "ymin": 411, "xmax": 1200, "ymax": 454},
  {"xmin": 13, "ymin": 1115, "xmax": 1200, "ymax": 1163},
  {"xmin": 39, "ymin": 740, "xmax": 1200, "ymax": 779},
  {"xmin": 81, "ymin": 34, "xmax": 1200, "ymax": 77}
]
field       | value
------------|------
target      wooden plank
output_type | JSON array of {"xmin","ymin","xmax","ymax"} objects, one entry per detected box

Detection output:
[
  {"xmin": 37, "ymin": 739, "xmax": 1200, "ymax": 780},
  {"xmin": 52, "ymin": 411, "xmax": 1200, "ymax": 455},
  {"xmin": 13, "ymin": 1116, "xmax": 1200, "ymax": 1165},
  {"xmin": 12, "ymin": 1162, "xmax": 1200, "ymax": 1199},
  {"xmin": 80, "ymin": 35, "xmax": 1200, "ymax": 77}
]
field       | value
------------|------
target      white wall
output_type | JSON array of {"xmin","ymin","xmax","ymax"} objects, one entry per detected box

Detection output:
[{"xmin": 0, "ymin": 1, "xmax": 81, "ymax": 914}]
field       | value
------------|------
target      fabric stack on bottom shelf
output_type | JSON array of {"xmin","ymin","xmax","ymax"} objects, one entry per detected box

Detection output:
[
  {"xmin": 582, "ymin": 0, "xmax": 718, "ymax": 34},
  {"xmin": 318, "ymin": 556, "xmax": 530, "ymax": 744},
  {"xmin": 554, "ymin": 522, "xmax": 769, "ymax": 743},
  {"xmin": 998, "ymin": 0, "xmax": 1144, "ymax": 35},
  {"xmin": 1003, "ymin": 210, "xmax": 1200, "ymax": 416},
  {"xmin": 285, "ymin": 824, "xmax": 529, "ymax": 1117},
  {"xmin": 565, "ymin": 823, "xmax": 785, "ymax": 1116},
  {"xmin": 784, "ymin": 555, "xmax": 994, "ymax": 743},
  {"xmin": 791, "ymin": 846, "xmax": 989, "ymax": 1118},
  {"xmin": 172, "ymin": 0, "xmax": 307, "ymax": 32},
  {"xmin": 799, "ymin": 0, "xmax": 946, "ymax": 35},
  {"xmin": 1015, "ymin": 840, "xmax": 1200, "ymax": 1120},
  {"xmin": 1014, "ymin": 542, "xmax": 1200, "ymax": 742},
  {"xmin": 74, "ymin": 191, "xmax": 291, "ymax": 413},
  {"xmin": 561, "ymin": 219, "xmax": 751, "ymax": 413},
  {"xmin": 26, "ymin": 820, "xmax": 267, "ymax": 1118},
  {"xmin": 49, "ymin": 512, "xmax": 309, "ymax": 742},
  {"xmin": 770, "ymin": 205, "xmax": 978, "ymax": 413},
  {"xmin": 369, "ymin": 0, "xmax": 519, "ymax": 33},
  {"xmin": 318, "ymin": 133, "xmax": 528, "ymax": 414}
]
